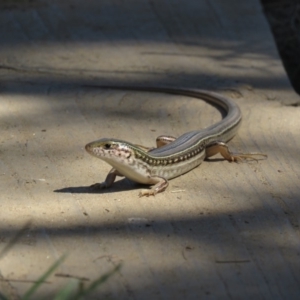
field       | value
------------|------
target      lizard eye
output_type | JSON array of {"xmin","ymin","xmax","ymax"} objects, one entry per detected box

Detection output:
[{"xmin": 104, "ymin": 143, "xmax": 111, "ymax": 149}]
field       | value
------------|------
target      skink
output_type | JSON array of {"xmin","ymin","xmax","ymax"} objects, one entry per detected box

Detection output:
[{"xmin": 85, "ymin": 86, "xmax": 266, "ymax": 196}]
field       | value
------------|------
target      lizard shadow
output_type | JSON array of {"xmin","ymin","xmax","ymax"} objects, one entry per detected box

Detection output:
[{"xmin": 54, "ymin": 178, "xmax": 144, "ymax": 195}]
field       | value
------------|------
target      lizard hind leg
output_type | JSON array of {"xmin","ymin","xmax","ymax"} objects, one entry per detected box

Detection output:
[
  {"xmin": 205, "ymin": 141, "xmax": 267, "ymax": 162},
  {"xmin": 155, "ymin": 135, "xmax": 177, "ymax": 148}
]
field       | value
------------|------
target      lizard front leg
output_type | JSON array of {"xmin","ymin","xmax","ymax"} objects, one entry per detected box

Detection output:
[
  {"xmin": 90, "ymin": 168, "xmax": 123, "ymax": 190},
  {"xmin": 138, "ymin": 176, "xmax": 169, "ymax": 197}
]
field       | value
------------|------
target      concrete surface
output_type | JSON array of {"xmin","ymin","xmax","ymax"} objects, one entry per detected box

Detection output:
[{"xmin": 0, "ymin": 0, "xmax": 300, "ymax": 299}]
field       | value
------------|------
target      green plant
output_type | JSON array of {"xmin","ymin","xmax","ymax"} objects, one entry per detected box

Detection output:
[{"xmin": 0, "ymin": 223, "xmax": 121, "ymax": 299}]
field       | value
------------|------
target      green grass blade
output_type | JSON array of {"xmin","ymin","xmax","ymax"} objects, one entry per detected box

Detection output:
[
  {"xmin": 22, "ymin": 254, "xmax": 67, "ymax": 300},
  {"xmin": 0, "ymin": 292, "xmax": 8, "ymax": 300},
  {"xmin": 0, "ymin": 221, "xmax": 31, "ymax": 259},
  {"xmin": 74, "ymin": 264, "xmax": 121, "ymax": 299},
  {"xmin": 53, "ymin": 280, "xmax": 78, "ymax": 300}
]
